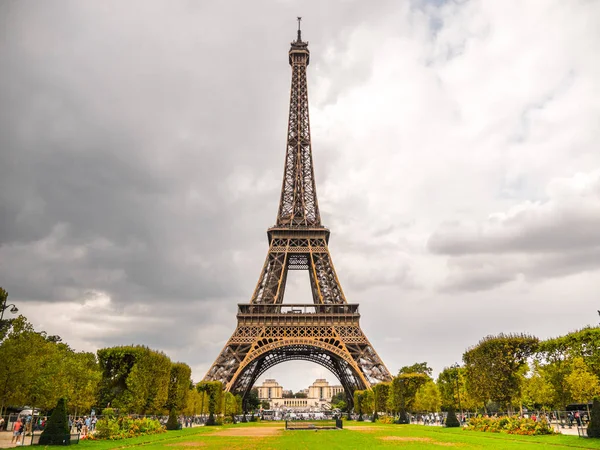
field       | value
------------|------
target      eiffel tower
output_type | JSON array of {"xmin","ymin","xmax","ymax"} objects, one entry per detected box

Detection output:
[{"xmin": 203, "ymin": 19, "xmax": 392, "ymax": 406}]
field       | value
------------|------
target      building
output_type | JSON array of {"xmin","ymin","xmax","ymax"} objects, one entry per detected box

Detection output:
[
  {"xmin": 308, "ymin": 379, "xmax": 344, "ymax": 400},
  {"xmin": 257, "ymin": 378, "xmax": 344, "ymax": 411},
  {"xmin": 257, "ymin": 379, "xmax": 283, "ymax": 401}
]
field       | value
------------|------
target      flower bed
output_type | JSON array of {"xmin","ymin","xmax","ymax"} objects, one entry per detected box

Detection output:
[
  {"xmin": 94, "ymin": 416, "xmax": 166, "ymax": 440},
  {"xmin": 466, "ymin": 416, "xmax": 554, "ymax": 436}
]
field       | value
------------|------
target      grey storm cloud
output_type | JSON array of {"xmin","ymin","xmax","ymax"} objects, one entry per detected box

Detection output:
[
  {"xmin": 2, "ymin": 0, "xmax": 599, "ymax": 389},
  {"xmin": 429, "ymin": 171, "xmax": 600, "ymax": 291}
]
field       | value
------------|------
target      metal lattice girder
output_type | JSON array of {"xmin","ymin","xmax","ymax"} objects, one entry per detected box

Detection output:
[{"xmin": 203, "ymin": 25, "xmax": 392, "ymax": 405}]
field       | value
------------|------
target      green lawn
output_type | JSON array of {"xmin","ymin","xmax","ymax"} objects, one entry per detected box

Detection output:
[{"xmin": 77, "ymin": 422, "xmax": 600, "ymax": 449}]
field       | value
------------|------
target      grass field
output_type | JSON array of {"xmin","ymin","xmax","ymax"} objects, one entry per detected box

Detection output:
[{"xmin": 77, "ymin": 421, "xmax": 600, "ymax": 449}]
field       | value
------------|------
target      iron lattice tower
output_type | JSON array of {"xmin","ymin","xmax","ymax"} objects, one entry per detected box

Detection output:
[{"xmin": 203, "ymin": 20, "xmax": 392, "ymax": 406}]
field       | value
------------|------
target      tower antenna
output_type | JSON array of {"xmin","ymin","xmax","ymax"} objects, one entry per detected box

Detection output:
[{"xmin": 297, "ymin": 16, "xmax": 302, "ymax": 42}]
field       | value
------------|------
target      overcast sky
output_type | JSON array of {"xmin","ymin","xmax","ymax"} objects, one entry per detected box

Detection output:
[{"xmin": 1, "ymin": 0, "xmax": 599, "ymax": 393}]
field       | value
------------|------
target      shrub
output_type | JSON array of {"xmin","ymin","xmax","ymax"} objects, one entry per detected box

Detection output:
[
  {"xmin": 589, "ymin": 398, "xmax": 600, "ymax": 438},
  {"xmin": 206, "ymin": 413, "xmax": 216, "ymax": 426},
  {"xmin": 445, "ymin": 407, "xmax": 460, "ymax": 428},
  {"xmin": 466, "ymin": 416, "xmax": 554, "ymax": 436},
  {"xmin": 166, "ymin": 409, "xmax": 179, "ymax": 431},
  {"xmin": 95, "ymin": 416, "xmax": 165, "ymax": 440},
  {"xmin": 376, "ymin": 415, "xmax": 394, "ymax": 424},
  {"xmin": 102, "ymin": 408, "xmax": 116, "ymax": 418},
  {"xmin": 39, "ymin": 398, "xmax": 70, "ymax": 445}
]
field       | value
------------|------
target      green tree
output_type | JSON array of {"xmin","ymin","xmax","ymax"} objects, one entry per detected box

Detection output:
[
  {"xmin": 196, "ymin": 381, "xmax": 223, "ymax": 425},
  {"xmin": 0, "ymin": 316, "xmax": 90, "ymax": 413},
  {"xmin": 39, "ymin": 397, "xmax": 70, "ymax": 445},
  {"xmin": 566, "ymin": 357, "xmax": 600, "ymax": 403},
  {"xmin": 166, "ymin": 363, "xmax": 192, "ymax": 414},
  {"xmin": 463, "ymin": 333, "xmax": 538, "ymax": 413},
  {"xmin": 521, "ymin": 364, "xmax": 554, "ymax": 411},
  {"xmin": 400, "ymin": 362, "xmax": 433, "ymax": 378},
  {"xmin": 537, "ymin": 335, "xmax": 574, "ymax": 409},
  {"xmin": 413, "ymin": 381, "xmax": 441, "ymax": 412},
  {"xmin": 97, "ymin": 345, "xmax": 171, "ymax": 414},
  {"xmin": 246, "ymin": 388, "xmax": 261, "ymax": 412},
  {"xmin": 373, "ymin": 383, "xmax": 390, "ymax": 417},
  {"xmin": 224, "ymin": 392, "xmax": 241, "ymax": 421},
  {"xmin": 331, "ymin": 391, "xmax": 348, "ymax": 411},
  {"xmin": 361, "ymin": 390, "xmax": 374, "ymax": 416},
  {"xmin": 353, "ymin": 390, "xmax": 365, "ymax": 420}
]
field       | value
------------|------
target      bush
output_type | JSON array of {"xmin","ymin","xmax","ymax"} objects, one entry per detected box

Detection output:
[
  {"xmin": 376, "ymin": 415, "xmax": 394, "ymax": 424},
  {"xmin": 205, "ymin": 413, "xmax": 216, "ymax": 426},
  {"xmin": 95, "ymin": 416, "xmax": 165, "ymax": 440},
  {"xmin": 102, "ymin": 408, "xmax": 116, "ymax": 418},
  {"xmin": 446, "ymin": 407, "xmax": 460, "ymax": 428},
  {"xmin": 588, "ymin": 398, "xmax": 600, "ymax": 438},
  {"xmin": 466, "ymin": 416, "xmax": 554, "ymax": 436},
  {"xmin": 166, "ymin": 409, "xmax": 179, "ymax": 431},
  {"xmin": 39, "ymin": 398, "xmax": 70, "ymax": 445}
]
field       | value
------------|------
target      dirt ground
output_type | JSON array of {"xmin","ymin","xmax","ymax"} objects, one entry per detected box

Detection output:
[{"xmin": 208, "ymin": 427, "xmax": 282, "ymax": 437}]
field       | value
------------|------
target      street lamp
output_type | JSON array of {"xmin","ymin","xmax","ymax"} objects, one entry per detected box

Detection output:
[{"xmin": 0, "ymin": 297, "xmax": 19, "ymax": 322}]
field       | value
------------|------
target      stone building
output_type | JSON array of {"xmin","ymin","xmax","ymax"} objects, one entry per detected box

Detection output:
[
  {"xmin": 257, "ymin": 378, "xmax": 344, "ymax": 410},
  {"xmin": 256, "ymin": 379, "xmax": 283, "ymax": 401}
]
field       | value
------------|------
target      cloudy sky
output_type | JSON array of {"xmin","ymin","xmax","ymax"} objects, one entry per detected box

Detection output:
[{"xmin": 1, "ymin": 0, "xmax": 599, "ymax": 392}]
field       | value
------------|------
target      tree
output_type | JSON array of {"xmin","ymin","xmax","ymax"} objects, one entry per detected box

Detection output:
[
  {"xmin": 521, "ymin": 364, "xmax": 554, "ymax": 411},
  {"xmin": 97, "ymin": 345, "xmax": 171, "ymax": 414},
  {"xmin": 166, "ymin": 363, "xmax": 192, "ymax": 414},
  {"xmin": 400, "ymin": 362, "xmax": 433, "ymax": 378},
  {"xmin": 413, "ymin": 381, "xmax": 441, "ymax": 412},
  {"xmin": 361, "ymin": 389, "xmax": 374, "ymax": 416},
  {"xmin": 0, "ymin": 316, "xmax": 99, "ymax": 414},
  {"xmin": 537, "ymin": 335, "xmax": 575, "ymax": 409},
  {"xmin": 196, "ymin": 381, "xmax": 223, "ymax": 425},
  {"xmin": 246, "ymin": 388, "xmax": 261, "ymax": 412},
  {"xmin": 260, "ymin": 400, "xmax": 270, "ymax": 410},
  {"xmin": 588, "ymin": 398, "xmax": 600, "ymax": 438},
  {"xmin": 39, "ymin": 398, "xmax": 70, "ymax": 445},
  {"xmin": 224, "ymin": 392, "xmax": 241, "ymax": 421},
  {"xmin": 183, "ymin": 389, "xmax": 205, "ymax": 416},
  {"xmin": 64, "ymin": 351, "xmax": 101, "ymax": 416},
  {"xmin": 463, "ymin": 333, "xmax": 538, "ymax": 413},
  {"xmin": 566, "ymin": 357, "xmax": 600, "ymax": 403},
  {"xmin": 353, "ymin": 390, "xmax": 365, "ymax": 420},
  {"xmin": 331, "ymin": 392, "xmax": 348, "ymax": 411},
  {"xmin": 373, "ymin": 383, "xmax": 390, "ymax": 417}
]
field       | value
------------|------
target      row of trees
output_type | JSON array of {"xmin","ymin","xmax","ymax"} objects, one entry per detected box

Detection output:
[
  {"xmin": 0, "ymin": 314, "xmax": 199, "ymax": 419},
  {"xmin": 352, "ymin": 328, "xmax": 600, "ymax": 418},
  {"xmin": 0, "ymin": 309, "xmax": 263, "ymax": 421},
  {"xmin": 0, "ymin": 315, "xmax": 100, "ymax": 416}
]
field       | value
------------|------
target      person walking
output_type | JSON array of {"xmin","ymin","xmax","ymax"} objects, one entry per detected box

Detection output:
[{"xmin": 11, "ymin": 418, "xmax": 23, "ymax": 444}]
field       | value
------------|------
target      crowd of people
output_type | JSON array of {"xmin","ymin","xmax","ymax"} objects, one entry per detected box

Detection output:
[{"xmin": 8, "ymin": 415, "xmax": 48, "ymax": 445}]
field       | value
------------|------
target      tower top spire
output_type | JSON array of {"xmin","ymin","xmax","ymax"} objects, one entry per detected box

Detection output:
[{"xmin": 297, "ymin": 16, "xmax": 302, "ymax": 42}]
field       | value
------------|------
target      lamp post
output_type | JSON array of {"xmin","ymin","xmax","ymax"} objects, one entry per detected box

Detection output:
[
  {"xmin": 451, "ymin": 363, "xmax": 463, "ymax": 421},
  {"xmin": 0, "ymin": 289, "xmax": 19, "ymax": 322}
]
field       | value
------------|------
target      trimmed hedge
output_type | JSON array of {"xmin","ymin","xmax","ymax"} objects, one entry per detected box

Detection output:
[
  {"xmin": 589, "ymin": 398, "xmax": 600, "ymax": 438},
  {"xmin": 39, "ymin": 398, "xmax": 70, "ymax": 445},
  {"xmin": 445, "ymin": 407, "xmax": 460, "ymax": 428}
]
